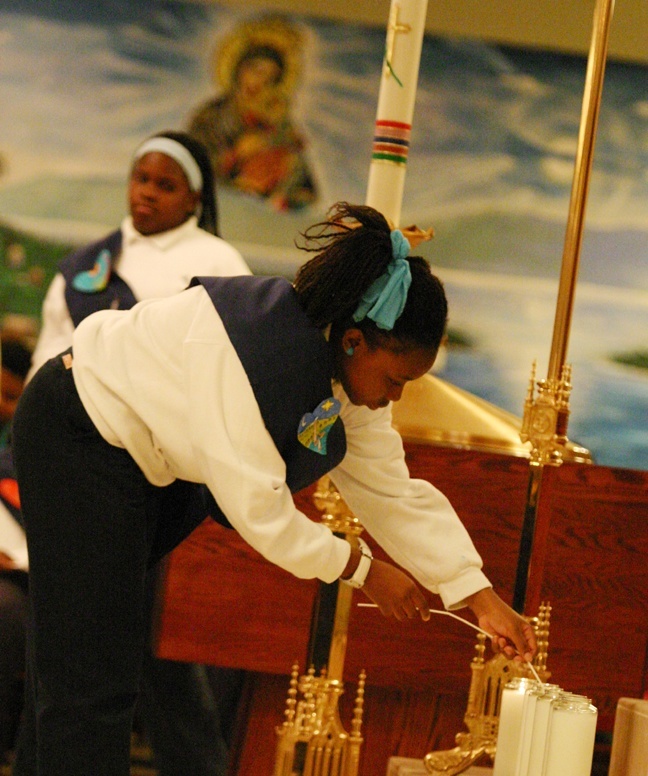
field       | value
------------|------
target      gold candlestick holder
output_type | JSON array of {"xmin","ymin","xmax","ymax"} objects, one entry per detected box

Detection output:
[
  {"xmin": 273, "ymin": 664, "xmax": 366, "ymax": 776},
  {"xmin": 273, "ymin": 476, "xmax": 368, "ymax": 776},
  {"xmin": 423, "ymin": 603, "xmax": 552, "ymax": 775}
]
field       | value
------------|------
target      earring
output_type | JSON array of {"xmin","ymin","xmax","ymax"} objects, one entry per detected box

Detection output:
[{"xmin": 346, "ymin": 346, "xmax": 354, "ymax": 356}]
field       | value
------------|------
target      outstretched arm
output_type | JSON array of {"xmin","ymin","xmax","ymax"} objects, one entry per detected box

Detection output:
[{"xmin": 343, "ymin": 547, "xmax": 537, "ymax": 663}]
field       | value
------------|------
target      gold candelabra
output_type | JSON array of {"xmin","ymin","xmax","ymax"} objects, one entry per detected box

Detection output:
[
  {"xmin": 273, "ymin": 477, "xmax": 367, "ymax": 776},
  {"xmin": 423, "ymin": 604, "xmax": 552, "ymax": 775},
  {"xmin": 273, "ymin": 664, "xmax": 366, "ymax": 776}
]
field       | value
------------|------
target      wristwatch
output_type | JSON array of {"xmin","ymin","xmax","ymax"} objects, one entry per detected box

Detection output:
[{"xmin": 341, "ymin": 537, "xmax": 373, "ymax": 589}]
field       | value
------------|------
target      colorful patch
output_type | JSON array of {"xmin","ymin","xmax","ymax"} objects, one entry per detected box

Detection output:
[
  {"xmin": 297, "ymin": 397, "xmax": 341, "ymax": 455},
  {"xmin": 72, "ymin": 249, "xmax": 111, "ymax": 292}
]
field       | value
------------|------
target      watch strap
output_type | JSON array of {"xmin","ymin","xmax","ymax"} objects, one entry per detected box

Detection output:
[{"xmin": 341, "ymin": 536, "xmax": 372, "ymax": 589}]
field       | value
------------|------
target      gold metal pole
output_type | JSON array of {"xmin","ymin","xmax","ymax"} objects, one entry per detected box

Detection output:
[
  {"xmin": 548, "ymin": 0, "xmax": 616, "ymax": 383},
  {"xmin": 514, "ymin": 0, "xmax": 615, "ymax": 613}
]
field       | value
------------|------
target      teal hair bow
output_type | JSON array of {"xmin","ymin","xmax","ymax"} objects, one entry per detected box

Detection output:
[{"xmin": 352, "ymin": 229, "xmax": 412, "ymax": 331}]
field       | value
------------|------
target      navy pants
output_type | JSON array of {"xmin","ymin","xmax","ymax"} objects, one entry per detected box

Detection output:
[
  {"xmin": 11, "ymin": 353, "xmax": 203, "ymax": 775},
  {"xmin": 0, "ymin": 571, "xmax": 28, "ymax": 759}
]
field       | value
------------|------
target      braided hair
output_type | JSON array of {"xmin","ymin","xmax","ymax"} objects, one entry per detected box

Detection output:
[
  {"xmin": 152, "ymin": 131, "xmax": 220, "ymax": 236},
  {"xmin": 294, "ymin": 202, "xmax": 448, "ymax": 354}
]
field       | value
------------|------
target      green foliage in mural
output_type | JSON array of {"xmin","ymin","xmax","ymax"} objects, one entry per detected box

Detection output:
[{"xmin": 0, "ymin": 221, "xmax": 72, "ymax": 324}]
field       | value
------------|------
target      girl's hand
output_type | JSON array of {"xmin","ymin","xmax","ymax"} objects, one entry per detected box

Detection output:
[
  {"xmin": 466, "ymin": 587, "xmax": 537, "ymax": 662},
  {"xmin": 360, "ymin": 559, "xmax": 431, "ymax": 622}
]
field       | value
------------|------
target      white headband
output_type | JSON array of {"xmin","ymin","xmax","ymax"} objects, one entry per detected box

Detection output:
[{"xmin": 133, "ymin": 137, "xmax": 203, "ymax": 192}]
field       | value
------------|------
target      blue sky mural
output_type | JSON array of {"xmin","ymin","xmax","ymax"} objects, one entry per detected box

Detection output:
[{"xmin": 0, "ymin": 1, "xmax": 646, "ymax": 468}]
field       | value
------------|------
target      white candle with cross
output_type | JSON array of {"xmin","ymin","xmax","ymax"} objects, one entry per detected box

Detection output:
[{"xmin": 365, "ymin": 0, "xmax": 429, "ymax": 227}]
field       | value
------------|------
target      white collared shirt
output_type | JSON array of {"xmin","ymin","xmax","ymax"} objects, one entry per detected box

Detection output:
[{"xmin": 27, "ymin": 216, "xmax": 250, "ymax": 380}]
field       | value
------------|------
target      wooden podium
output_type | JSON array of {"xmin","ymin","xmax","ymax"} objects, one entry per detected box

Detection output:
[{"xmin": 154, "ymin": 444, "xmax": 648, "ymax": 775}]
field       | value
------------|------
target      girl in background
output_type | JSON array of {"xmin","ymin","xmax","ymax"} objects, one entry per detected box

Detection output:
[
  {"xmin": 28, "ymin": 130, "xmax": 249, "ymax": 378},
  {"xmin": 13, "ymin": 130, "xmax": 250, "ymax": 776}
]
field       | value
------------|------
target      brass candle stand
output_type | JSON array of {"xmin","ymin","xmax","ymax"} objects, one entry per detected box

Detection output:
[
  {"xmin": 424, "ymin": 0, "xmax": 615, "ymax": 765},
  {"xmin": 273, "ymin": 664, "xmax": 366, "ymax": 776},
  {"xmin": 273, "ymin": 476, "xmax": 368, "ymax": 776},
  {"xmin": 423, "ymin": 603, "xmax": 552, "ymax": 775}
]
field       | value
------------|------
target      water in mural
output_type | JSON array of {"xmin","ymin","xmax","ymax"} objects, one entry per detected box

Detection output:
[{"xmin": 0, "ymin": 1, "xmax": 646, "ymax": 468}]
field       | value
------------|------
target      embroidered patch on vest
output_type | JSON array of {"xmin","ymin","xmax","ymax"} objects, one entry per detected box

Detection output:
[
  {"xmin": 297, "ymin": 397, "xmax": 341, "ymax": 455},
  {"xmin": 72, "ymin": 249, "xmax": 111, "ymax": 292}
]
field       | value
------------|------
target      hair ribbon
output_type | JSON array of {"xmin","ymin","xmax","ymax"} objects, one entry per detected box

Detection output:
[{"xmin": 352, "ymin": 229, "xmax": 412, "ymax": 331}]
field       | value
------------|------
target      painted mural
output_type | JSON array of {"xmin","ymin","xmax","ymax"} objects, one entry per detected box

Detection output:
[{"xmin": 0, "ymin": 1, "xmax": 646, "ymax": 469}]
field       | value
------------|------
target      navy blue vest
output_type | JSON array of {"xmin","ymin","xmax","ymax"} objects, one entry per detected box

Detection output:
[
  {"xmin": 189, "ymin": 275, "xmax": 346, "ymax": 528},
  {"xmin": 59, "ymin": 230, "xmax": 138, "ymax": 327}
]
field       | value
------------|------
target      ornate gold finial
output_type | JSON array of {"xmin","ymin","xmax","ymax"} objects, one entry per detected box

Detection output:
[
  {"xmin": 350, "ymin": 670, "xmax": 366, "ymax": 741},
  {"xmin": 520, "ymin": 361, "xmax": 574, "ymax": 467},
  {"xmin": 281, "ymin": 663, "xmax": 300, "ymax": 729},
  {"xmin": 533, "ymin": 602, "xmax": 552, "ymax": 676}
]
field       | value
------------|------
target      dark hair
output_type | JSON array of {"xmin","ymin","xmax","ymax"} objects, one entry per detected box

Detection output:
[
  {"xmin": 1, "ymin": 339, "xmax": 32, "ymax": 380},
  {"xmin": 294, "ymin": 202, "xmax": 448, "ymax": 354},
  {"xmin": 150, "ymin": 131, "xmax": 220, "ymax": 236}
]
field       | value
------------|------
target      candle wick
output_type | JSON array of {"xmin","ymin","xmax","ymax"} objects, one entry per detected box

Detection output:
[{"xmin": 525, "ymin": 659, "xmax": 543, "ymax": 684}]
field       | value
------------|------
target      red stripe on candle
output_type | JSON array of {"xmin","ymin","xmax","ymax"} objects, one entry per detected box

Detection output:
[
  {"xmin": 375, "ymin": 120, "xmax": 411, "ymax": 130},
  {"xmin": 372, "ymin": 142, "xmax": 409, "ymax": 156}
]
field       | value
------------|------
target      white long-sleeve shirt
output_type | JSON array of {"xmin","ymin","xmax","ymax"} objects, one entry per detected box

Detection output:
[
  {"xmin": 28, "ymin": 215, "xmax": 250, "ymax": 378},
  {"xmin": 72, "ymin": 284, "xmax": 490, "ymax": 609}
]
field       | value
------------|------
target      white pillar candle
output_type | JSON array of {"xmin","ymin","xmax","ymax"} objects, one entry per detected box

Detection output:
[
  {"xmin": 515, "ymin": 684, "xmax": 561, "ymax": 776},
  {"xmin": 365, "ymin": 0, "xmax": 429, "ymax": 227},
  {"xmin": 525, "ymin": 686, "xmax": 564, "ymax": 776},
  {"xmin": 543, "ymin": 696, "xmax": 598, "ymax": 776},
  {"xmin": 493, "ymin": 677, "xmax": 539, "ymax": 776}
]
